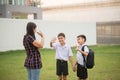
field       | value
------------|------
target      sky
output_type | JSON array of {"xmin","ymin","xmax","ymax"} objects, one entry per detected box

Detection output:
[{"xmin": 41, "ymin": 0, "xmax": 108, "ymax": 7}]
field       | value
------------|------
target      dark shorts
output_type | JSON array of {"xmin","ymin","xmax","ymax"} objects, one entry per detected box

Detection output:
[
  {"xmin": 56, "ymin": 59, "xmax": 68, "ymax": 76},
  {"xmin": 77, "ymin": 63, "xmax": 88, "ymax": 79}
]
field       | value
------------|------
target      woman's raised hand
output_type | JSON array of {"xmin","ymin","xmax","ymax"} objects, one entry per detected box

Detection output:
[{"xmin": 37, "ymin": 31, "xmax": 44, "ymax": 38}]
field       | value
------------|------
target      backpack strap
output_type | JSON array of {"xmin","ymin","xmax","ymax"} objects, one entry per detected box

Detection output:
[{"xmin": 81, "ymin": 45, "xmax": 87, "ymax": 68}]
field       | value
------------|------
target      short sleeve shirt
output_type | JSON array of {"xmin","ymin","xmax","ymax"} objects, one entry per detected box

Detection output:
[
  {"xmin": 53, "ymin": 42, "xmax": 73, "ymax": 61},
  {"xmin": 76, "ymin": 44, "xmax": 89, "ymax": 65},
  {"xmin": 23, "ymin": 35, "xmax": 42, "ymax": 69}
]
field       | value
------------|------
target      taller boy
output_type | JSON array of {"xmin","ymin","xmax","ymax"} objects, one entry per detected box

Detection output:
[{"xmin": 50, "ymin": 33, "xmax": 73, "ymax": 80}]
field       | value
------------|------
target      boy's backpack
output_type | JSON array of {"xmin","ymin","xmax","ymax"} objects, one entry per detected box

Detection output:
[{"xmin": 82, "ymin": 45, "xmax": 94, "ymax": 69}]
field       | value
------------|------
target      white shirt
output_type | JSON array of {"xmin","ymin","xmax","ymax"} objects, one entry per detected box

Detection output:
[
  {"xmin": 76, "ymin": 44, "xmax": 89, "ymax": 65},
  {"xmin": 53, "ymin": 42, "xmax": 73, "ymax": 61}
]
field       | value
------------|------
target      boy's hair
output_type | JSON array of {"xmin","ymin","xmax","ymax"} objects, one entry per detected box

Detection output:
[
  {"xmin": 77, "ymin": 34, "xmax": 86, "ymax": 42},
  {"xmin": 57, "ymin": 33, "xmax": 65, "ymax": 38}
]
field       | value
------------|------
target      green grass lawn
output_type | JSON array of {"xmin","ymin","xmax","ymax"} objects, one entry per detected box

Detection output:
[{"xmin": 0, "ymin": 45, "xmax": 120, "ymax": 80}]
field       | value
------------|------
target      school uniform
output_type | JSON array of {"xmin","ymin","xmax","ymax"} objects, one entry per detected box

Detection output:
[
  {"xmin": 76, "ymin": 44, "xmax": 89, "ymax": 79},
  {"xmin": 52, "ymin": 42, "xmax": 73, "ymax": 76}
]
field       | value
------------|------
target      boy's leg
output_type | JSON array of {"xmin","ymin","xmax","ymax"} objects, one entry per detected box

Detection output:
[
  {"xmin": 63, "ymin": 75, "xmax": 67, "ymax": 80},
  {"xmin": 56, "ymin": 60, "xmax": 68, "ymax": 80},
  {"xmin": 78, "ymin": 77, "xmax": 80, "ymax": 80},
  {"xmin": 77, "ymin": 63, "xmax": 88, "ymax": 80},
  {"xmin": 78, "ymin": 78, "xmax": 87, "ymax": 80},
  {"xmin": 58, "ymin": 75, "xmax": 62, "ymax": 80},
  {"xmin": 62, "ymin": 61, "xmax": 68, "ymax": 80},
  {"xmin": 56, "ymin": 60, "xmax": 62, "ymax": 80}
]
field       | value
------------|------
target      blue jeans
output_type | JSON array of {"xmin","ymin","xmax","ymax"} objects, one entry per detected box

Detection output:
[{"xmin": 27, "ymin": 68, "xmax": 40, "ymax": 80}]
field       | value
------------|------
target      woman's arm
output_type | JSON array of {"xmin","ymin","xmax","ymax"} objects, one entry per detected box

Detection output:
[{"xmin": 32, "ymin": 31, "xmax": 44, "ymax": 48}]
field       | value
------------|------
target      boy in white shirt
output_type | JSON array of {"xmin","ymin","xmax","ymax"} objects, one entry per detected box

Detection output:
[
  {"xmin": 50, "ymin": 33, "xmax": 74, "ymax": 80},
  {"xmin": 73, "ymin": 35, "xmax": 89, "ymax": 80}
]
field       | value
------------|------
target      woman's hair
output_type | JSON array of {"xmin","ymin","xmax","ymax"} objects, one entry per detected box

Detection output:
[{"xmin": 26, "ymin": 22, "xmax": 36, "ymax": 39}]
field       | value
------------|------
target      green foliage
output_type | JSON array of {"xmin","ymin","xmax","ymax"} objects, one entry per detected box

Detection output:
[{"xmin": 0, "ymin": 45, "xmax": 120, "ymax": 80}]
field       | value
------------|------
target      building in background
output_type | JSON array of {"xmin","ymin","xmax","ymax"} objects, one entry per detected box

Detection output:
[
  {"xmin": 0, "ymin": 0, "xmax": 42, "ymax": 19},
  {"xmin": 42, "ymin": 0, "xmax": 120, "ymax": 44}
]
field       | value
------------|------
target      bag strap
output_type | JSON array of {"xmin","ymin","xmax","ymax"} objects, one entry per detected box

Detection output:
[{"xmin": 81, "ymin": 45, "xmax": 87, "ymax": 67}]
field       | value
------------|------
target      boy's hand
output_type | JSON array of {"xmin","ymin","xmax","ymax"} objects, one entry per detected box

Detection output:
[
  {"xmin": 51, "ymin": 37, "xmax": 56, "ymax": 43},
  {"xmin": 50, "ymin": 37, "xmax": 56, "ymax": 47},
  {"xmin": 72, "ymin": 64, "xmax": 77, "ymax": 72},
  {"xmin": 76, "ymin": 46, "xmax": 79, "ymax": 51},
  {"xmin": 76, "ymin": 46, "xmax": 83, "ymax": 53}
]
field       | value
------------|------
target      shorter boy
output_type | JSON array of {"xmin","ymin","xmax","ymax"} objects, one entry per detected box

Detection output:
[
  {"xmin": 50, "ymin": 33, "xmax": 73, "ymax": 80},
  {"xmin": 73, "ymin": 35, "xmax": 89, "ymax": 80}
]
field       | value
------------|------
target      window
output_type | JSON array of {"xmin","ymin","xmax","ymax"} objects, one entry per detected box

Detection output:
[
  {"xmin": 9, "ymin": 0, "xmax": 12, "ymax": 5},
  {"xmin": 0, "ymin": 13, "xmax": 2, "ymax": 18},
  {"xmin": 0, "ymin": 0, "xmax": 2, "ymax": 4},
  {"xmin": 97, "ymin": 22, "xmax": 120, "ymax": 44}
]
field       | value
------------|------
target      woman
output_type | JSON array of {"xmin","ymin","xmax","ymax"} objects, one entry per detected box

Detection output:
[{"xmin": 23, "ymin": 22, "xmax": 44, "ymax": 80}]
